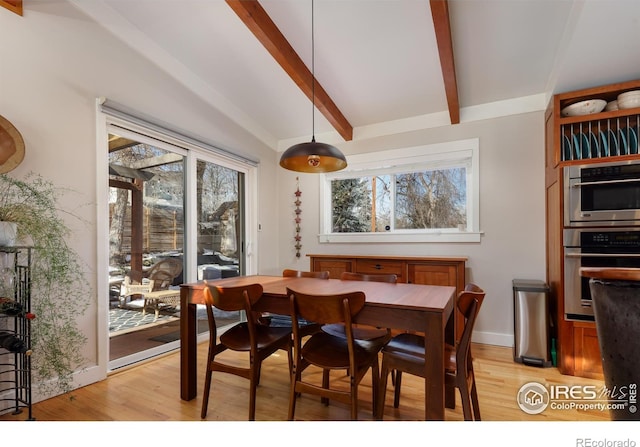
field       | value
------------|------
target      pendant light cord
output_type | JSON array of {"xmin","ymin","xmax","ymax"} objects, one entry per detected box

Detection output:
[{"xmin": 311, "ymin": 0, "xmax": 316, "ymax": 143}]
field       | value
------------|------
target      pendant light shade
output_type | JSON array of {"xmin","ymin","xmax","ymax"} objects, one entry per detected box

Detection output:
[
  {"xmin": 280, "ymin": 138, "xmax": 347, "ymax": 173},
  {"xmin": 279, "ymin": 0, "xmax": 347, "ymax": 173}
]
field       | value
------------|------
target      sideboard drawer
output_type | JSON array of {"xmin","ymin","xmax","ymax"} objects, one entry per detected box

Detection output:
[{"xmin": 355, "ymin": 259, "xmax": 405, "ymax": 281}]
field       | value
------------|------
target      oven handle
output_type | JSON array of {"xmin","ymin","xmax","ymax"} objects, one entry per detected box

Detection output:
[
  {"xmin": 565, "ymin": 252, "xmax": 640, "ymax": 258},
  {"xmin": 572, "ymin": 178, "xmax": 640, "ymax": 187}
]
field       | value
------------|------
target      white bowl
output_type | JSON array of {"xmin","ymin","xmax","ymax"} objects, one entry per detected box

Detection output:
[
  {"xmin": 561, "ymin": 99, "xmax": 607, "ymax": 117},
  {"xmin": 617, "ymin": 91, "xmax": 640, "ymax": 109},
  {"xmin": 605, "ymin": 100, "xmax": 618, "ymax": 111}
]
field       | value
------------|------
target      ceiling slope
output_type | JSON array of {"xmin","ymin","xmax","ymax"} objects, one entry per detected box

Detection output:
[
  {"xmin": 226, "ymin": 0, "xmax": 353, "ymax": 141},
  {"xmin": 62, "ymin": 0, "xmax": 640, "ymax": 151}
]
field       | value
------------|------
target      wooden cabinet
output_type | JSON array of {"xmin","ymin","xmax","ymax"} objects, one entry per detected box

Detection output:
[
  {"xmin": 572, "ymin": 323, "xmax": 603, "ymax": 379},
  {"xmin": 308, "ymin": 254, "xmax": 467, "ymax": 339},
  {"xmin": 312, "ymin": 257, "xmax": 355, "ymax": 279},
  {"xmin": 407, "ymin": 262, "xmax": 458, "ymax": 288},
  {"xmin": 356, "ymin": 259, "xmax": 405, "ymax": 282},
  {"xmin": 545, "ymin": 79, "xmax": 640, "ymax": 379}
]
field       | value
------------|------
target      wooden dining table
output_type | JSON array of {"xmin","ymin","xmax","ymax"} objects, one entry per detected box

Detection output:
[{"xmin": 179, "ymin": 275, "xmax": 456, "ymax": 420}]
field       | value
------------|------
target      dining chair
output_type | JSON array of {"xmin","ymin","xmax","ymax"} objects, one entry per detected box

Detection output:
[
  {"xmin": 377, "ymin": 283, "xmax": 486, "ymax": 421},
  {"xmin": 200, "ymin": 282, "xmax": 293, "ymax": 421},
  {"xmin": 321, "ymin": 271, "xmax": 397, "ymax": 341},
  {"xmin": 266, "ymin": 269, "xmax": 330, "ymax": 334},
  {"xmin": 286, "ymin": 287, "xmax": 386, "ymax": 420}
]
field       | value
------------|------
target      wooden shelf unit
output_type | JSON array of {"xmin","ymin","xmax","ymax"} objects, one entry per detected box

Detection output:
[
  {"xmin": 308, "ymin": 254, "xmax": 467, "ymax": 340},
  {"xmin": 545, "ymin": 78, "xmax": 640, "ymax": 379}
]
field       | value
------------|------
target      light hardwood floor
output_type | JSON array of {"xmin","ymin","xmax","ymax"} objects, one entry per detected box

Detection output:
[{"xmin": 0, "ymin": 341, "xmax": 612, "ymax": 422}]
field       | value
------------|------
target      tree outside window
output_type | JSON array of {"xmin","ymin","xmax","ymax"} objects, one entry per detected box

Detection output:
[{"xmin": 320, "ymin": 139, "xmax": 479, "ymax": 243}]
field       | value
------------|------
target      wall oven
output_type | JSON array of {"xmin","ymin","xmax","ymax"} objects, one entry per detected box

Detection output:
[
  {"xmin": 563, "ymin": 227, "xmax": 640, "ymax": 321},
  {"xmin": 564, "ymin": 159, "xmax": 640, "ymax": 227}
]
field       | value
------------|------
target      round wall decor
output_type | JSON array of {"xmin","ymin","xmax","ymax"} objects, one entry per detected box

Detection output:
[{"xmin": 0, "ymin": 114, "xmax": 25, "ymax": 174}]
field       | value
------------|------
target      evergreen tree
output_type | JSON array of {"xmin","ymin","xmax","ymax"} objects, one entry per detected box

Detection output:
[{"xmin": 331, "ymin": 178, "xmax": 372, "ymax": 232}]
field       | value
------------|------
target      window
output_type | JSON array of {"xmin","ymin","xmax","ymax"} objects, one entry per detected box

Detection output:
[{"xmin": 320, "ymin": 139, "xmax": 480, "ymax": 243}]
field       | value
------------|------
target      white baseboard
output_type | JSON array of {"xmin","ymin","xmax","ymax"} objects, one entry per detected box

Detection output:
[
  {"xmin": 472, "ymin": 330, "xmax": 514, "ymax": 348},
  {"xmin": 29, "ymin": 364, "xmax": 105, "ymax": 404}
]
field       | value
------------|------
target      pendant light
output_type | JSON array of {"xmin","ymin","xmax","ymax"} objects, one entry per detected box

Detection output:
[{"xmin": 279, "ymin": 0, "xmax": 347, "ymax": 173}]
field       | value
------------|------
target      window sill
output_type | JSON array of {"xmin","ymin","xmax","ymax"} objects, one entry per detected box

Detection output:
[{"xmin": 318, "ymin": 231, "xmax": 483, "ymax": 244}]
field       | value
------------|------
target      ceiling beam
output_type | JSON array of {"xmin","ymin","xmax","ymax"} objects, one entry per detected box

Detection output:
[
  {"xmin": 0, "ymin": 0, "xmax": 22, "ymax": 16},
  {"xmin": 430, "ymin": 0, "xmax": 460, "ymax": 124},
  {"xmin": 226, "ymin": 0, "xmax": 353, "ymax": 141}
]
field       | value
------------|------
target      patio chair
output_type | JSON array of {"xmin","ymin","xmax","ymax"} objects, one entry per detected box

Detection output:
[{"xmin": 121, "ymin": 257, "xmax": 183, "ymax": 317}]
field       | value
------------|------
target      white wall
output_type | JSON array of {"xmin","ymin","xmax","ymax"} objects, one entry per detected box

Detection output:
[
  {"xmin": 1, "ymin": 2, "xmax": 280, "ymax": 394},
  {"xmin": 277, "ymin": 111, "xmax": 547, "ymax": 347}
]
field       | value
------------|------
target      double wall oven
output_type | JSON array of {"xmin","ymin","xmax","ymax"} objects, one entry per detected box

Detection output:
[{"xmin": 563, "ymin": 160, "xmax": 640, "ymax": 321}]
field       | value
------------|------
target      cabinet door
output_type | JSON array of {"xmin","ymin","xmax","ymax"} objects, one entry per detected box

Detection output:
[
  {"xmin": 407, "ymin": 263, "xmax": 457, "ymax": 287},
  {"xmin": 573, "ymin": 322, "xmax": 604, "ymax": 379},
  {"xmin": 408, "ymin": 262, "xmax": 463, "ymax": 341},
  {"xmin": 311, "ymin": 258, "xmax": 354, "ymax": 279}
]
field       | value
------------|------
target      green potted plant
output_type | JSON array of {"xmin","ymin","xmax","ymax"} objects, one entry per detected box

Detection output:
[{"xmin": 0, "ymin": 172, "xmax": 89, "ymax": 395}]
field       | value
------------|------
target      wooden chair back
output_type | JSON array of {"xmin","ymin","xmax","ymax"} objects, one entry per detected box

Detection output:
[
  {"xmin": 455, "ymin": 284, "xmax": 486, "ymax": 376},
  {"xmin": 203, "ymin": 282, "xmax": 263, "ymax": 343},
  {"xmin": 201, "ymin": 281, "xmax": 291, "ymax": 421},
  {"xmin": 377, "ymin": 283, "xmax": 485, "ymax": 420},
  {"xmin": 283, "ymin": 269, "xmax": 330, "ymax": 279},
  {"xmin": 340, "ymin": 271, "xmax": 397, "ymax": 283},
  {"xmin": 287, "ymin": 287, "xmax": 365, "ymax": 326},
  {"xmin": 285, "ymin": 287, "xmax": 382, "ymax": 420}
]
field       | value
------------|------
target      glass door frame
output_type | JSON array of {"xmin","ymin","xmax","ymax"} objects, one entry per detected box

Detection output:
[{"xmin": 96, "ymin": 109, "xmax": 259, "ymax": 374}]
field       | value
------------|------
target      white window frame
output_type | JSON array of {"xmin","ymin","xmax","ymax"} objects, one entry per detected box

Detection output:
[
  {"xmin": 96, "ymin": 99, "xmax": 259, "ymax": 374},
  {"xmin": 319, "ymin": 138, "xmax": 481, "ymax": 243}
]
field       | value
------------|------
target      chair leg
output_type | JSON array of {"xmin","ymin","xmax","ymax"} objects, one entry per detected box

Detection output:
[
  {"xmin": 457, "ymin": 380, "xmax": 473, "ymax": 421},
  {"xmin": 288, "ymin": 371, "xmax": 300, "ymax": 420},
  {"xmin": 200, "ymin": 368, "xmax": 213, "ymax": 419},
  {"xmin": 286, "ymin": 342, "xmax": 293, "ymax": 380},
  {"xmin": 350, "ymin": 375, "xmax": 359, "ymax": 420},
  {"xmin": 249, "ymin": 364, "xmax": 259, "ymax": 421},
  {"xmin": 321, "ymin": 369, "xmax": 330, "ymax": 405},
  {"xmin": 377, "ymin": 357, "xmax": 390, "ymax": 420},
  {"xmin": 370, "ymin": 358, "xmax": 380, "ymax": 418},
  {"xmin": 256, "ymin": 362, "xmax": 262, "ymax": 386},
  {"xmin": 470, "ymin": 378, "xmax": 481, "ymax": 421},
  {"xmin": 393, "ymin": 370, "xmax": 403, "ymax": 408}
]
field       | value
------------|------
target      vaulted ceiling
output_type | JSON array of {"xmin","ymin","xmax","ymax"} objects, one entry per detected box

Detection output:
[{"xmin": 66, "ymin": 0, "xmax": 640, "ymax": 150}]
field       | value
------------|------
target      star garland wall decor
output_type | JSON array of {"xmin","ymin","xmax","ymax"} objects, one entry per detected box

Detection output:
[{"xmin": 294, "ymin": 177, "xmax": 302, "ymax": 258}]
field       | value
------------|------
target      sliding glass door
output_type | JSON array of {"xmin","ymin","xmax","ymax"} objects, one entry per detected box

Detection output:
[
  {"xmin": 195, "ymin": 159, "xmax": 244, "ymax": 282},
  {"xmin": 106, "ymin": 129, "xmax": 247, "ymax": 370},
  {"xmin": 107, "ymin": 133, "xmax": 187, "ymax": 368}
]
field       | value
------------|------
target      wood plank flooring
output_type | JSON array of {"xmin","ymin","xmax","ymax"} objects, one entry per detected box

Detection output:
[{"xmin": 0, "ymin": 342, "xmax": 612, "ymax": 422}]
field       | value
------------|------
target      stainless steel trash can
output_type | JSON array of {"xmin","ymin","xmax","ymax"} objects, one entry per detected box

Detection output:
[{"xmin": 513, "ymin": 279, "xmax": 552, "ymax": 367}]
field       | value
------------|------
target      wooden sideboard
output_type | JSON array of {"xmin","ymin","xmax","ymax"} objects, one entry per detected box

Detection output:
[{"xmin": 308, "ymin": 254, "xmax": 467, "ymax": 340}]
